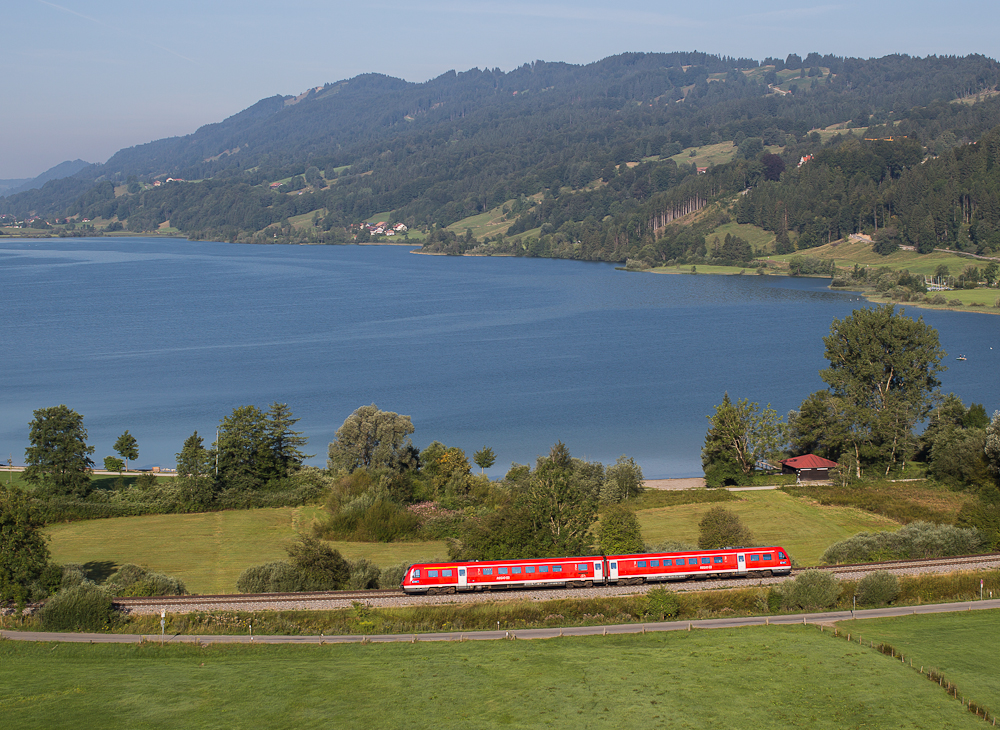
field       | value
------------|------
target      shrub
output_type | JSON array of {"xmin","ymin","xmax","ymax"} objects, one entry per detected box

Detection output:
[
  {"xmin": 60, "ymin": 563, "xmax": 88, "ymax": 589},
  {"xmin": 857, "ymin": 570, "xmax": 899, "ymax": 606},
  {"xmin": 379, "ymin": 562, "xmax": 410, "ymax": 589},
  {"xmin": 645, "ymin": 588, "xmax": 681, "ymax": 619},
  {"xmin": 105, "ymin": 563, "xmax": 187, "ymax": 596},
  {"xmin": 38, "ymin": 584, "xmax": 118, "ymax": 631},
  {"xmin": 698, "ymin": 506, "xmax": 754, "ymax": 549},
  {"xmin": 782, "ymin": 570, "xmax": 841, "ymax": 610},
  {"xmin": 317, "ymin": 493, "xmax": 421, "ymax": 542},
  {"xmin": 286, "ymin": 535, "xmax": 350, "ymax": 590},
  {"xmin": 346, "ymin": 558, "xmax": 381, "ymax": 589},
  {"xmin": 236, "ymin": 562, "xmax": 303, "ymax": 593},
  {"xmin": 820, "ymin": 521, "xmax": 986, "ymax": 564}
]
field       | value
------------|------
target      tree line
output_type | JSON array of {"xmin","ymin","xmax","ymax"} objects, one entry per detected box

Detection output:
[{"xmin": 701, "ymin": 304, "xmax": 1000, "ymax": 547}]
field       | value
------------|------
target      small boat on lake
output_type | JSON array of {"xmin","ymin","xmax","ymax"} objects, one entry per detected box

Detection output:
[{"xmin": 956, "ymin": 355, "xmax": 967, "ymax": 361}]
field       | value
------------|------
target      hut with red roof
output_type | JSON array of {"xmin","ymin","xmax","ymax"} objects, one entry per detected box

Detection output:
[{"xmin": 779, "ymin": 454, "xmax": 838, "ymax": 481}]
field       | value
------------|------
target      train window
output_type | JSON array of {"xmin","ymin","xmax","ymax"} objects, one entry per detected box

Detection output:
[
  {"xmin": 651, "ymin": 560, "xmax": 659, "ymax": 567},
  {"xmin": 526, "ymin": 566, "xmax": 535, "ymax": 574},
  {"xmin": 577, "ymin": 564, "xmax": 588, "ymax": 571},
  {"xmin": 700, "ymin": 557, "xmax": 710, "ymax": 564},
  {"xmin": 540, "ymin": 566, "xmax": 549, "ymax": 573},
  {"xmin": 610, "ymin": 563, "xmax": 617, "ymax": 569},
  {"xmin": 637, "ymin": 560, "xmax": 647, "ymax": 568},
  {"xmin": 483, "ymin": 568, "xmax": 493, "ymax": 575},
  {"xmin": 513, "ymin": 567, "xmax": 522, "ymax": 574},
  {"xmin": 688, "ymin": 558, "xmax": 698, "ymax": 565},
  {"xmin": 443, "ymin": 570, "xmax": 453, "ymax": 577},
  {"xmin": 499, "ymin": 568, "xmax": 509, "ymax": 575},
  {"xmin": 713, "ymin": 557, "xmax": 724, "ymax": 564},
  {"xmin": 751, "ymin": 555, "xmax": 760, "ymax": 562},
  {"xmin": 553, "ymin": 566, "xmax": 563, "ymax": 572},
  {"xmin": 763, "ymin": 554, "xmax": 772, "ymax": 561},
  {"xmin": 429, "ymin": 570, "xmax": 438, "ymax": 577},
  {"xmin": 412, "ymin": 569, "xmax": 420, "ymax": 578},
  {"xmin": 779, "ymin": 552, "xmax": 787, "ymax": 560},
  {"xmin": 663, "ymin": 559, "xmax": 672, "ymax": 566}
]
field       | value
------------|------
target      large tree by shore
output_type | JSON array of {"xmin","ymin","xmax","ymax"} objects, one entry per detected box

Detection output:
[{"xmin": 820, "ymin": 305, "xmax": 946, "ymax": 477}]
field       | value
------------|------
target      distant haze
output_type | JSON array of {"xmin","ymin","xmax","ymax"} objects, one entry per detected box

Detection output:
[{"xmin": 4, "ymin": 1, "xmax": 1000, "ymax": 178}]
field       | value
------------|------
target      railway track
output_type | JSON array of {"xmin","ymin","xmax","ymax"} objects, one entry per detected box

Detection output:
[
  {"xmin": 112, "ymin": 553, "xmax": 1000, "ymax": 615},
  {"xmin": 808, "ymin": 552, "xmax": 1000, "ymax": 576},
  {"xmin": 114, "ymin": 588, "xmax": 405, "ymax": 610}
]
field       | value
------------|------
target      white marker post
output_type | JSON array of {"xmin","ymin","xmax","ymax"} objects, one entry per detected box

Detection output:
[{"xmin": 161, "ymin": 609, "xmax": 166, "ymax": 645}]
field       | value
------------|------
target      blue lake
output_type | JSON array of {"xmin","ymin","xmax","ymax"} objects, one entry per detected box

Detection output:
[{"xmin": 1, "ymin": 238, "xmax": 997, "ymax": 478}]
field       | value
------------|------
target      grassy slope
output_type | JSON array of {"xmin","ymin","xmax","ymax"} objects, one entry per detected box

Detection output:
[
  {"xmin": 840, "ymin": 610, "xmax": 1000, "ymax": 712},
  {"xmin": 45, "ymin": 508, "xmax": 448, "ymax": 594},
  {"xmin": 0, "ymin": 625, "xmax": 986, "ymax": 729},
  {"xmin": 637, "ymin": 490, "xmax": 898, "ymax": 565}
]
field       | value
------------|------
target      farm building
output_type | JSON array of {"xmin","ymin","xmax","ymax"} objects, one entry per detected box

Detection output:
[{"xmin": 779, "ymin": 454, "xmax": 838, "ymax": 481}]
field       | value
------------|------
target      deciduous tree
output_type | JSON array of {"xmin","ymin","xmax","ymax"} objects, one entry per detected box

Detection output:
[
  {"xmin": 702, "ymin": 394, "xmax": 782, "ymax": 486},
  {"xmin": 24, "ymin": 405, "xmax": 95, "ymax": 497},
  {"xmin": 327, "ymin": 404, "xmax": 416, "ymax": 473},
  {"xmin": 473, "ymin": 446, "xmax": 496, "ymax": 474},
  {"xmin": 598, "ymin": 503, "xmax": 644, "ymax": 554},
  {"xmin": 0, "ymin": 486, "xmax": 53, "ymax": 607},
  {"xmin": 600, "ymin": 454, "xmax": 644, "ymax": 503},
  {"xmin": 114, "ymin": 430, "xmax": 138, "ymax": 471},
  {"xmin": 820, "ymin": 305, "xmax": 946, "ymax": 477}
]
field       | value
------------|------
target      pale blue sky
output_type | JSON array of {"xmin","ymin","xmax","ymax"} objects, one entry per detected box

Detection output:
[{"xmin": 4, "ymin": 0, "xmax": 998, "ymax": 179}]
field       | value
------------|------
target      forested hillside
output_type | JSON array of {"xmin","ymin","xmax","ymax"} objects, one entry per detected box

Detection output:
[{"xmin": 4, "ymin": 51, "xmax": 1000, "ymax": 264}]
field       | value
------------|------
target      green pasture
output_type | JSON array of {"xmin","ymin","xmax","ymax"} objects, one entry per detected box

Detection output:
[
  {"xmin": 706, "ymin": 221, "xmax": 778, "ymax": 251},
  {"xmin": 838, "ymin": 610, "xmax": 1000, "ymax": 712},
  {"xmin": 45, "ymin": 508, "xmax": 448, "ymax": 594},
  {"xmin": 776, "ymin": 239, "xmax": 981, "ymax": 278},
  {"xmin": 649, "ymin": 264, "xmax": 763, "ymax": 276},
  {"xmin": 637, "ymin": 490, "xmax": 899, "ymax": 565},
  {"xmin": 666, "ymin": 141, "xmax": 737, "ymax": 168},
  {"xmin": 445, "ymin": 201, "xmax": 517, "ymax": 240},
  {"xmin": 0, "ymin": 623, "xmax": 987, "ymax": 729}
]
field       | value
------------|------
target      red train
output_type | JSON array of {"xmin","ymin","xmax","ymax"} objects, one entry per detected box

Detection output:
[{"xmin": 401, "ymin": 546, "xmax": 791, "ymax": 594}]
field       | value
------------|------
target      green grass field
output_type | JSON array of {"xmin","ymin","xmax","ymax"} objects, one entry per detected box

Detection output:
[
  {"xmin": 45, "ymin": 508, "xmax": 448, "ymax": 594},
  {"xmin": 43, "ymin": 488, "xmax": 901, "ymax": 593},
  {"xmin": 637, "ymin": 490, "xmax": 899, "ymax": 565},
  {"xmin": 0, "ymin": 623, "xmax": 988, "ymax": 729},
  {"xmin": 839, "ymin": 610, "xmax": 1000, "ymax": 713}
]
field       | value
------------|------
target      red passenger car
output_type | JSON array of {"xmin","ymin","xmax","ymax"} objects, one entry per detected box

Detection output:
[
  {"xmin": 608, "ymin": 546, "xmax": 790, "ymax": 585},
  {"xmin": 401, "ymin": 556, "xmax": 605, "ymax": 594}
]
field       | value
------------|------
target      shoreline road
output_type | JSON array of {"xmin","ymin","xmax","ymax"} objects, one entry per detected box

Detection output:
[{"xmin": 4, "ymin": 599, "xmax": 999, "ymax": 645}]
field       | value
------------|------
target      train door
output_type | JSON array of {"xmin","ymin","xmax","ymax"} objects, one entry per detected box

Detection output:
[
  {"xmin": 736, "ymin": 553, "xmax": 747, "ymax": 575},
  {"xmin": 607, "ymin": 560, "xmax": 619, "ymax": 582},
  {"xmin": 594, "ymin": 560, "xmax": 604, "ymax": 585},
  {"xmin": 458, "ymin": 567, "xmax": 468, "ymax": 589}
]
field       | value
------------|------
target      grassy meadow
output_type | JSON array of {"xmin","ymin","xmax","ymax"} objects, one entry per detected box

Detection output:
[
  {"xmin": 839, "ymin": 610, "xmax": 1000, "ymax": 712},
  {"xmin": 637, "ymin": 490, "xmax": 899, "ymax": 565},
  {"xmin": 45, "ymin": 508, "xmax": 448, "ymax": 594},
  {"xmin": 1, "ymin": 621, "xmax": 991, "ymax": 729}
]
